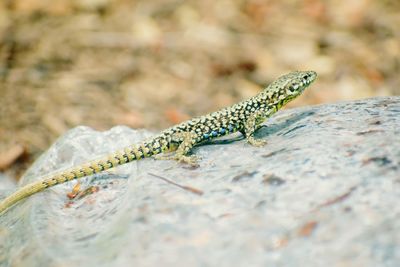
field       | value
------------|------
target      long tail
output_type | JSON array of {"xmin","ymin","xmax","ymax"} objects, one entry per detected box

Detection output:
[{"xmin": 0, "ymin": 142, "xmax": 156, "ymax": 215}]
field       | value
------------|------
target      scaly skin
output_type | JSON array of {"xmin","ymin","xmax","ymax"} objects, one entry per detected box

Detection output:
[{"xmin": 0, "ymin": 71, "xmax": 317, "ymax": 215}]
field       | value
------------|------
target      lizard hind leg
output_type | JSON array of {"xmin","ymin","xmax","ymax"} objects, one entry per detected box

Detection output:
[{"xmin": 154, "ymin": 132, "xmax": 200, "ymax": 165}]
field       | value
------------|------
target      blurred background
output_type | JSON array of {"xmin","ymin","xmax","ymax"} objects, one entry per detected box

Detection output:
[{"xmin": 0, "ymin": 0, "xmax": 399, "ymax": 179}]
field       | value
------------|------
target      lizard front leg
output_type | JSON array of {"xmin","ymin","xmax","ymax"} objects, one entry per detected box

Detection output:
[
  {"xmin": 154, "ymin": 132, "xmax": 199, "ymax": 165},
  {"xmin": 242, "ymin": 110, "xmax": 268, "ymax": 147}
]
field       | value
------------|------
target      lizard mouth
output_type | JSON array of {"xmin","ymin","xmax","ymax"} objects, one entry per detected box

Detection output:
[{"xmin": 296, "ymin": 71, "xmax": 317, "ymax": 94}]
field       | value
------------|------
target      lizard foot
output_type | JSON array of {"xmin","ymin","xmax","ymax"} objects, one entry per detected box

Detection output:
[
  {"xmin": 176, "ymin": 155, "xmax": 200, "ymax": 166},
  {"xmin": 154, "ymin": 153, "xmax": 200, "ymax": 166},
  {"xmin": 247, "ymin": 137, "xmax": 267, "ymax": 147}
]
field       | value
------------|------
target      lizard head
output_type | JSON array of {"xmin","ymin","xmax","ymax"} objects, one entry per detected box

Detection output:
[{"xmin": 263, "ymin": 70, "xmax": 317, "ymax": 107}]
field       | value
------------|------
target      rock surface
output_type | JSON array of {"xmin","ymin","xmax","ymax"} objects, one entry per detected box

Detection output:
[{"xmin": 0, "ymin": 97, "xmax": 399, "ymax": 267}]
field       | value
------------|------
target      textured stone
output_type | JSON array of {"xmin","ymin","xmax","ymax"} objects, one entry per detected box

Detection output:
[{"xmin": 0, "ymin": 97, "xmax": 399, "ymax": 267}]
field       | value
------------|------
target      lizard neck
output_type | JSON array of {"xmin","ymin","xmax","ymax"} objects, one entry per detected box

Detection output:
[{"xmin": 256, "ymin": 85, "xmax": 297, "ymax": 113}]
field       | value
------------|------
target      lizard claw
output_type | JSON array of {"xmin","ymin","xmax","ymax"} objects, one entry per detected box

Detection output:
[
  {"xmin": 154, "ymin": 153, "xmax": 200, "ymax": 166},
  {"xmin": 176, "ymin": 155, "xmax": 200, "ymax": 166},
  {"xmin": 247, "ymin": 137, "xmax": 267, "ymax": 147}
]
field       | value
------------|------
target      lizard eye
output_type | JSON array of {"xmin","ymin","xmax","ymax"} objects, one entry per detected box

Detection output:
[{"xmin": 303, "ymin": 75, "xmax": 311, "ymax": 84}]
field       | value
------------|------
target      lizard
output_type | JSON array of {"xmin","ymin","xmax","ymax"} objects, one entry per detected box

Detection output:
[{"xmin": 0, "ymin": 70, "xmax": 317, "ymax": 215}]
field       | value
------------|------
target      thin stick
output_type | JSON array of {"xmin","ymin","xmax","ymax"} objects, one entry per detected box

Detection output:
[{"xmin": 148, "ymin": 172, "xmax": 204, "ymax": 196}]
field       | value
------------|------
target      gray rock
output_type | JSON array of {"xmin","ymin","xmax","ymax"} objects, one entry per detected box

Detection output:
[{"xmin": 0, "ymin": 97, "xmax": 399, "ymax": 267}]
